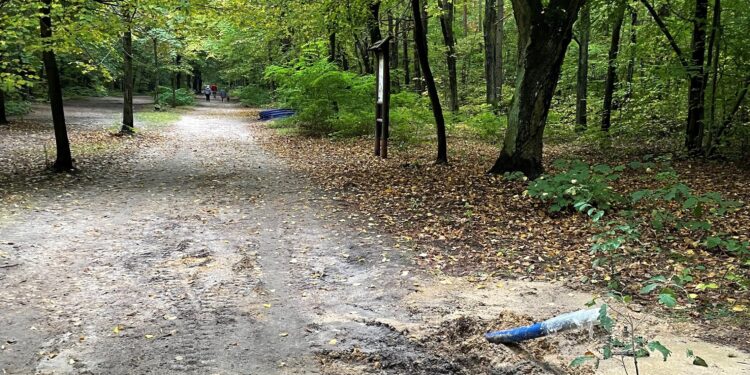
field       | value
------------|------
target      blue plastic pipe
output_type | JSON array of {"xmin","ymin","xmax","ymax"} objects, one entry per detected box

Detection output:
[
  {"xmin": 485, "ymin": 307, "xmax": 600, "ymax": 344},
  {"xmin": 259, "ymin": 109, "xmax": 295, "ymax": 120}
]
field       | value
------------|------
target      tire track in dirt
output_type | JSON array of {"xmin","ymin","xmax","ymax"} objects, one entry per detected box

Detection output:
[{"xmin": 5, "ymin": 100, "xmax": 744, "ymax": 375}]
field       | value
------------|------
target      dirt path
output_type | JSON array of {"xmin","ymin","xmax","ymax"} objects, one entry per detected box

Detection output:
[{"xmin": 1, "ymin": 100, "xmax": 748, "ymax": 374}]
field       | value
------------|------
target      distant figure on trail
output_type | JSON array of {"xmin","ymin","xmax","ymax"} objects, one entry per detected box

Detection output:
[
  {"xmin": 203, "ymin": 85, "xmax": 212, "ymax": 102},
  {"xmin": 219, "ymin": 89, "xmax": 228, "ymax": 102},
  {"xmin": 210, "ymin": 84, "xmax": 218, "ymax": 99}
]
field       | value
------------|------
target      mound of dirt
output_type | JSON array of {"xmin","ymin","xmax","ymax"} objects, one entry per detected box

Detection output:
[{"xmin": 318, "ymin": 313, "xmax": 598, "ymax": 375}]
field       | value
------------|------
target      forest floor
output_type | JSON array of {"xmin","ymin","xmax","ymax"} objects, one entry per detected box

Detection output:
[{"xmin": 0, "ymin": 98, "xmax": 748, "ymax": 374}]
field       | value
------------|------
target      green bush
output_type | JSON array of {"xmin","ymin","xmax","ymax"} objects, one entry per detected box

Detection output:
[
  {"xmin": 157, "ymin": 86, "xmax": 194, "ymax": 107},
  {"xmin": 63, "ymin": 85, "xmax": 109, "ymax": 98},
  {"xmin": 6, "ymin": 100, "xmax": 32, "ymax": 116},
  {"xmin": 264, "ymin": 58, "xmax": 374, "ymax": 137},
  {"xmin": 233, "ymin": 85, "xmax": 272, "ymax": 107},
  {"xmin": 527, "ymin": 159, "xmax": 624, "ymax": 213},
  {"xmin": 390, "ymin": 91, "xmax": 433, "ymax": 144},
  {"xmin": 466, "ymin": 110, "xmax": 505, "ymax": 143}
]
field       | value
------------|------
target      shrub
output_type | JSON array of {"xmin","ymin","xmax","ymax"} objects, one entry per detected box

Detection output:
[
  {"xmin": 63, "ymin": 85, "xmax": 109, "ymax": 98},
  {"xmin": 6, "ymin": 100, "xmax": 32, "ymax": 116},
  {"xmin": 264, "ymin": 58, "xmax": 374, "ymax": 137},
  {"xmin": 390, "ymin": 91, "xmax": 433, "ymax": 144},
  {"xmin": 157, "ymin": 87, "xmax": 194, "ymax": 107},
  {"xmin": 527, "ymin": 159, "xmax": 624, "ymax": 213},
  {"xmin": 233, "ymin": 85, "xmax": 272, "ymax": 107}
]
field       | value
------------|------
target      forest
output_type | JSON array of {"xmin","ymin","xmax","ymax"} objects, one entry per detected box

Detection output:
[{"xmin": 1, "ymin": 0, "xmax": 749, "ymax": 373}]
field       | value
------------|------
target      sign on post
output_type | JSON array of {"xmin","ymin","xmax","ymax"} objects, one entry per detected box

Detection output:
[{"xmin": 369, "ymin": 36, "xmax": 392, "ymax": 159}]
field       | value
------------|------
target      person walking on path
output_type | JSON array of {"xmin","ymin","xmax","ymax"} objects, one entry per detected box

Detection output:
[
  {"xmin": 210, "ymin": 84, "xmax": 218, "ymax": 99},
  {"xmin": 219, "ymin": 89, "xmax": 228, "ymax": 103},
  {"xmin": 203, "ymin": 85, "xmax": 212, "ymax": 102}
]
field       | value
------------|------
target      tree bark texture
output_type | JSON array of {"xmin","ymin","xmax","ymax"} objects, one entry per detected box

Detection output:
[
  {"xmin": 0, "ymin": 89, "xmax": 8, "ymax": 125},
  {"xmin": 488, "ymin": 0, "xmax": 584, "ymax": 178},
  {"xmin": 484, "ymin": 0, "xmax": 504, "ymax": 108},
  {"xmin": 412, "ymin": 0, "xmax": 447, "ymax": 164},
  {"xmin": 439, "ymin": 0, "xmax": 459, "ymax": 112},
  {"xmin": 121, "ymin": 28, "xmax": 134, "ymax": 133},
  {"xmin": 685, "ymin": 0, "xmax": 708, "ymax": 153},
  {"xmin": 575, "ymin": 3, "xmax": 590, "ymax": 130},
  {"xmin": 601, "ymin": 1, "xmax": 625, "ymax": 131},
  {"xmin": 40, "ymin": 0, "xmax": 73, "ymax": 171}
]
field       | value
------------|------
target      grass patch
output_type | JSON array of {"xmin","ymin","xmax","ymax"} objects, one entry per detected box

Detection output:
[{"xmin": 135, "ymin": 110, "xmax": 182, "ymax": 130}]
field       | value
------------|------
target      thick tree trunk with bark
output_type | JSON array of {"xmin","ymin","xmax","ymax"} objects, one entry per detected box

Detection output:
[
  {"xmin": 601, "ymin": 1, "xmax": 625, "ymax": 131},
  {"xmin": 575, "ymin": 3, "xmax": 590, "ymax": 131},
  {"xmin": 175, "ymin": 55, "xmax": 182, "ymax": 89},
  {"xmin": 329, "ymin": 33, "xmax": 337, "ymax": 63},
  {"xmin": 412, "ymin": 0, "xmax": 447, "ymax": 164},
  {"xmin": 40, "ymin": 0, "xmax": 73, "ymax": 171},
  {"xmin": 704, "ymin": 0, "xmax": 720, "ymax": 151},
  {"xmin": 624, "ymin": 9, "xmax": 638, "ymax": 101},
  {"xmin": 368, "ymin": 1, "xmax": 382, "ymax": 44},
  {"xmin": 0, "ymin": 89, "xmax": 8, "ymax": 125},
  {"xmin": 484, "ymin": 0, "xmax": 504, "ymax": 108},
  {"xmin": 402, "ymin": 19, "xmax": 410, "ymax": 86},
  {"xmin": 439, "ymin": 0, "xmax": 459, "ymax": 112},
  {"xmin": 488, "ymin": 0, "xmax": 584, "ymax": 178},
  {"xmin": 153, "ymin": 37, "xmax": 159, "ymax": 101},
  {"xmin": 121, "ymin": 28, "xmax": 134, "ymax": 134},
  {"xmin": 685, "ymin": 0, "xmax": 708, "ymax": 153},
  {"xmin": 413, "ymin": 29, "xmax": 422, "ymax": 92}
]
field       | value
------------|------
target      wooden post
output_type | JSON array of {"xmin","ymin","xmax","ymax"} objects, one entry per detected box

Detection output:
[{"xmin": 370, "ymin": 37, "xmax": 392, "ymax": 159}]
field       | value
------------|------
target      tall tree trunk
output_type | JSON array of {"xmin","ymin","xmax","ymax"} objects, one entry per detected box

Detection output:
[
  {"xmin": 439, "ymin": 0, "xmax": 459, "ymax": 112},
  {"xmin": 368, "ymin": 1, "xmax": 383, "ymax": 45},
  {"xmin": 704, "ymin": 0, "xmax": 721, "ymax": 151},
  {"xmin": 484, "ymin": 0, "xmax": 503, "ymax": 108},
  {"xmin": 496, "ymin": 0, "xmax": 504, "ymax": 103},
  {"xmin": 624, "ymin": 8, "xmax": 638, "ymax": 101},
  {"xmin": 329, "ymin": 32, "xmax": 337, "ymax": 63},
  {"xmin": 412, "ymin": 0, "xmax": 447, "ymax": 164},
  {"xmin": 153, "ymin": 37, "xmax": 159, "ymax": 101},
  {"xmin": 707, "ymin": 76, "xmax": 750, "ymax": 155},
  {"xmin": 175, "ymin": 55, "xmax": 182, "ymax": 89},
  {"xmin": 601, "ymin": 1, "xmax": 626, "ymax": 132},
  {"xmin": 121, "ymin": 27, "xmax": 134, "ymax": 134},
  {"xmin": 403, "ymin": 20, "xmax": 410, "ymax": 86},
  {"xmin": 460, "ymin": 2, "xmax": 470, "ymax": 85},
  {"xmin": 40, "ymin": 0, "xmax": 73, "ymax": 171},
  {"xmin": 488, "ymin": 0, "xmax": 584, "ymax": 178},
  {"xmin": 685, "ymin": 0, "xmax": 708, "ymax": 153},
  {"xmin": 171, "ymin": 56, "xmax": 177, "ymax": 108},
  {"xmin": 484, "ymin": 0, "xmax": 497, "ymax": 106},
  {"xmin": 390, "ymin": 13, "xmax": 400, "ymax": 89},
  {"xmin": 0, "ymin": 89, "xmax": 8, "ymax": 125},
  {"xmin": 391, "ymin": 15, "xmax": 399, "ymax": 69},
  {"xmin": 575, "ymin": 3, "xmax": 590, "ymax": 131},
  {"xmin": 413, "ymin": 28, "xmax": 422, "ymax": 92}
]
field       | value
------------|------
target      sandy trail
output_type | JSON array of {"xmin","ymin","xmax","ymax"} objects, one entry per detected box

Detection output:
[{"xmin": 1, "ymin": 99, "xmax": 747, "ymax": 374}]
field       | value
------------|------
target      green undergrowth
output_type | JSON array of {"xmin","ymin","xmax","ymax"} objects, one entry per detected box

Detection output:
[{"xmin": 135, "ymin": 110, "xmax": 181, "ymax": 130}]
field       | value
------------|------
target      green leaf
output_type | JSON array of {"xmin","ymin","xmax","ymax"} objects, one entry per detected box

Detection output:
[
  {"xmin": 648, "ymin": 341, "xmax": 672, "ymax": 361},
  {"xmin": 598, "ymin": 305, "xmax": 613, "ymax": 332},
  {"xmin": 658, "ymin": 293, "xmax": 677, "ymax": 308},
  {"xmin": 640, "ymin": 283, "xmax": 659, "ymax": 294},
  {"xmin": 693, "ymin": 356, "xmax": 708, "ymax": 367},
  {"xmin": 631, "ymin": 190, "xmax": 651, "ymax": 203},
  {"xmin": 649, "ymin": 275, "xmax": 668, "ymax": 283},
  {"xmin": 570, "ymin": 355, "xmax": 598, "ymax": 368},
  {"xmin": 683, "ymin": 197, "xmax": 699, "ymax": 209}
]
